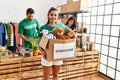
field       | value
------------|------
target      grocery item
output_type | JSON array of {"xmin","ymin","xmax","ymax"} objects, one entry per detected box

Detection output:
[{"xmin": 33, "ymin": 46, "xmax": 38, "ymax": 56}]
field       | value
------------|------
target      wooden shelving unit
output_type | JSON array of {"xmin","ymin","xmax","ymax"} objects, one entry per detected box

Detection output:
[{"xmin": 0, "ymin": 50, "xmax": 100, "ymax": 80}]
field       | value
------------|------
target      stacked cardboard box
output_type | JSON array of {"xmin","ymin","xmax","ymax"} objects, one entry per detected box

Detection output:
[
  {"xmin": 60, "ymin": 4, "xmax": 67, "ymax": 13},
  {"xmin": 67, "ymin": 0, "xmax": 89, "ymax": 12},
  {"xmin": 67, "ymin": 0, "xmax": 73, "ymax": 3},
  {"xmin": 58, "ymin": 0, "xmax": 89, "ymax": 13}
]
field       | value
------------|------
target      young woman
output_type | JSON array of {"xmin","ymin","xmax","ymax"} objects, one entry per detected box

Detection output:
[
  {"xmin": 38, "ymin": 7, "xmax": 74, "ymax": 80},
  {"xmin": 65, "ymin": 16, "xmax": 77, "ymax": 31}
]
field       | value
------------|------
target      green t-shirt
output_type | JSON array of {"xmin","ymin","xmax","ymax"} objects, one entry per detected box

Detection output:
[
  {"xmin": 38, "ymin": 24, "xmax": 54, "ymax": 38},
  {"xmin": 38, "ymin": 22, "xmax": 71, "ymax": 38},
  {"xmin": 18, "ymin": 18, "xmax": 40, "ymax": 48}
]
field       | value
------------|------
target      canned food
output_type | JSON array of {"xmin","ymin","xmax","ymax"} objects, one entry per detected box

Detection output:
[{"xmin": 86, "ymin": 42, "xmax": 94, "ymax": 51}]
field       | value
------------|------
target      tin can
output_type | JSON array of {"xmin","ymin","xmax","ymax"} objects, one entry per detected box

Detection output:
[{"xmin": 86, "ymin": 42, "xmax": 94, "ymax": 51}]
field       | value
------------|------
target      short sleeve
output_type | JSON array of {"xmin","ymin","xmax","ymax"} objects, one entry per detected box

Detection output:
[
  {"xmin": 38, "ymin": 27, "xmax": 43, "ymax": 38},
  {"xmin": 18, "ymin": 23, "xmax": 24, "ymax": 34},
  {"xmin": 35, "ymin": 19, "xmax": 41, "ymax": 31}
]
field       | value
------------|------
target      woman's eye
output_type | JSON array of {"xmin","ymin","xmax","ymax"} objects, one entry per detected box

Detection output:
[
  {"xmin": 50, "ymin": 14, "xmax": 57, "ymax": 16},
  {"xmin": 51, "ymin": 14, "xmax": 53, "ymax": 16}
]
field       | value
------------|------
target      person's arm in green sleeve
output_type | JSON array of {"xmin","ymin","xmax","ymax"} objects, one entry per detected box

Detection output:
[
  {"xmin": 38, "ymin": 26, "xmax": 43, "ymax": 43},
  {"xmin": 36, "ymin": 19, "xmax": 41, "ymax": 31},
  {"xmin": 18, "ymin": 23, "xmax": 33, "ymax": 42},
  {"xmin": 38, "ymin": 27, "xmax": 43, "ymax": 38}
]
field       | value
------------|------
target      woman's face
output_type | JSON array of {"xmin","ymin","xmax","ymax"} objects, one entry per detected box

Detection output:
[
  {"xmin": 68, "ymin": 20, "xmax": 74, "ymax": 27},
  {"xmin": 48, "ymin": 10, "xmax": 58, "ymax": 24}
]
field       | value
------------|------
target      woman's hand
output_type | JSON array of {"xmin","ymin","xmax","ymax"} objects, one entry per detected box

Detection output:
[{"xmin": 74, "ymin": 32, "xmax": 77, "ymax": 38}]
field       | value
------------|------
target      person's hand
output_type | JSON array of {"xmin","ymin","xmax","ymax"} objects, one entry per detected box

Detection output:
[
  {"xmin": 74, "ymin": 33, "xmax": 77, "ymax": 38},
  {"xmin": 38, "ymin": 46, "xmax": 46, "ymax": 54},
  {"xmin": 27, "ymin": 38, "xmax": 33, "ymax": 42}
]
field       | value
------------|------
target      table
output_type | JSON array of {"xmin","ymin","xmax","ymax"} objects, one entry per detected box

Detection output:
[{"xmin": 0, "ymin": 50, "xmax": 100, "ymax": 80}]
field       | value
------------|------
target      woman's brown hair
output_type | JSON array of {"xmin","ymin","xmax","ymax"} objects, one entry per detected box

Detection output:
[{"xmin": 65, "ymin": 16, "xmax": 76, "ymax": 30}]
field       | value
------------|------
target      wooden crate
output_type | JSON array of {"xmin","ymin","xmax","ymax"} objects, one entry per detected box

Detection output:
[
  {"xmin": 84, "ymin": 51, "xmax": 99, "ymax": 62},
  {"xmin": 62, "ymin": 50, "xmax": 99, "ymax": 79},
  {"xmin": 0, "ymin": 58, "xmax": 21, "ymax": 80},
  {"xmin": 0, "ymin": 50, "xmax": 100, "ymax": 80},
  {"xmin": 21, "ymin": 69, "xmax": 42, "ymax": 79},
  {"xmin": 21, "ymin": 56, "xmax": 42, "ymax": 80}
]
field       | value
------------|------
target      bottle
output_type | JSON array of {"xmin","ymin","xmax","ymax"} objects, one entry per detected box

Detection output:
[
  {"xmin": 19, "ymin": 45, "xmax": 25, "ymax": 56},
  {"xmin": 83, "ymin": 43, "xmax": 87, "ymax": 52},
  {"xmin": 33, "ymin": 46, "xmax": 38, "ymax": 56},
  {"xmin": 83, "ymin": 27, "xmax": 87, "ymax": 33}
]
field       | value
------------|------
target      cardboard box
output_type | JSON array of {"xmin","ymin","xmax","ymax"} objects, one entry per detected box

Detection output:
[
  {"xmin": 39, "ymin": 36, "xmax": 76, "ymax": 61},
  {"xmin": 67, "ymin": 0, "xmax": 89, "ymax": 12},
  {"xmin": 67, "ymin": 3, "xmax": 74, "ymax": 12},
  {"xmin": 67, "ymin": 0, "xmax": 73, "ymax": 3},
  {"xmin": 67, "ymin": 0, "xmax": 79, "ymax": 4},
  {"xmin": 77, "ymin": 0, "xmax": 89, "ymax": 11},
  {"xmin": 60, "ymin": 4, "xmax": 67, "ymax": 13}
]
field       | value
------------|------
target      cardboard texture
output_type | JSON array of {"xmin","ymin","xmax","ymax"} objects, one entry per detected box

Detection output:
[
  {"xmin": 60, "ymin": 4, "xmax": 67, "ymax": 13},
  {"xmin": 67, "ymin": 3, "xmax": 74, "ymax": 12},
  {"xmin": 67, "ymin": 0, "xmax": 89, "ymax": 12},
  {"xmin": 59, "ymin": 0, "xmax": 89, "ymax": 13},
  {"xmin": 39, "ymin": 36, "xmax": 49, "ymax": 49},
  {"xmin": 67, "ymin": 0, "xmax": 73, "ymax": 3},
  {"xmin": 39, "ymin": 36, "xmax": 76, "ymax": 61},
  {"xmin": 67, "ymin": 0, "xmax": 79, "ymax": 4}
]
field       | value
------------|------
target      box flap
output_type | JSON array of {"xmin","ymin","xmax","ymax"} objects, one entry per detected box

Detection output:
[{"xmin": 39, "ymin": 36, "xmax": 49, "ymax": 49}]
